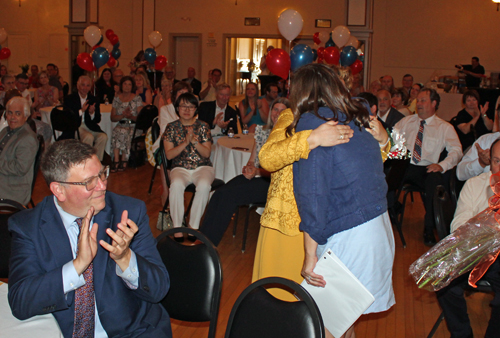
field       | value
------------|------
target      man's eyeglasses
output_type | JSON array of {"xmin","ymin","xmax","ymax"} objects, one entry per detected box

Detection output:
[
  {"xmin": 179, "ymin": 105, "xmax": 197, "ymax": 111},
  {"xmin": 56, "ymin": 166, "xmax": 109, "ymax": 191}
]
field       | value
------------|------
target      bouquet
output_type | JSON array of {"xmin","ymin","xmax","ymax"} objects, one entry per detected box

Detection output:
[
  {"xmin": 409, "ymin": 173, "xmax": 500, "ymax": 292},
  {"xmin": 387, "ymin": 128, "xmax": 411, "ymax": 160}
]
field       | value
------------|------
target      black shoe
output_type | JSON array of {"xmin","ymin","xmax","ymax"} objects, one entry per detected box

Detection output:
[
  {"xmin": 174, "ymin": 236, "xmax": 184, "ymax": 243},
  {"xmin": 423, "ymin": 233, "xmax": 436, "ymax": 247},
  {"xmin": 187, "ymin": 234, "xmax": 197, "ymax": 242}
]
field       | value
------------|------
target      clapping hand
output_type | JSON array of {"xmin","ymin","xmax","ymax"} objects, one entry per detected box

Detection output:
[
  {"xmin": 242, "ymin": 163, "xmax": 257, "ymax": 180},
  {"xmin": 73, "ymin": 207, "xmax": 99, "ymax": 276},
  {"xmin": 185, "ymin": 126, "xmax": 195, "ymax": 144},
  {"xmin": 477, "ymin": 143, "xmax": 490, "ymax": 167},
  {"xmin": 366, "ymin": 115, "xmax": 389, "ymax": 145}
]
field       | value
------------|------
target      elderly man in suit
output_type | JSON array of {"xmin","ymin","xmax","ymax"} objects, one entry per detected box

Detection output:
[
  {"xmin": 8, "ymin": 139, "xmax": 172, "ymax": 338},
  {"xmin": 198, "ymin": 83, "xmax": 239, "ymax": 136},
  {"xmin": 65, "ymin": 75, "xmax": 107, "ymax": 161},
  {"xmin": 0, "ymin": 96, "xmax": 38, "ymax": 205},
  {"xmin": 182, "ymin": 67, "xmax": 202, "ymax": 96},
  {"xmin": 376, "ymin": 89, "xmax": 404, "ymax": 130}
]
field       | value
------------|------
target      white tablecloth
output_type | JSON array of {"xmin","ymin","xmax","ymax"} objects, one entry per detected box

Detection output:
[
  {"xmin": 0, "ymin": 283, "xmax": 63, "ymax": 337},
  {"xmin": 212, "ymin": 134, "xmax": 255, "ymax": 183}
]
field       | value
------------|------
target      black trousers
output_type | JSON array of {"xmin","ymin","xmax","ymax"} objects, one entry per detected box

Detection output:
[
  {"xmin": 199, "ymin": 175, "xmax": 270, "ymax": 246},
  {"xmin": 402, "ymin": 164, "xmax": 450, "ymax": 234},
  {"xmin": 436, "ymin": 258, "xmax": 500, "ymax": 338}
]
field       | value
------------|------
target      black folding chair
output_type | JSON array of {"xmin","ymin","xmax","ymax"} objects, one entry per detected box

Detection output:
[
  {"xmin": 232, "ymin": 202, "xmax": 266, "ymax": 253},
  {"xmin": 29, "ymin": 134, "xmax": 44, "ymax": 208},
  {"xmin": 157, "ymin": 228, "xmax": 222, "ymax": 338},
  {"xmin": 148, "ymin": 117, "xmax": 161, "ymax": 194},
  {"xmin": 0, "ymin": 199, "xmax": 27, "ymax": 278},
  {"xmin": 225, "ymin": 277, "xmax": 325, "ymax": 338},
  {"xmin": 129, "ymin": 104, "xmax": 159, "ymax": 168},
  {"xmin": 50, "ymin": 105, "xmax": 80, "ymax": 141}
]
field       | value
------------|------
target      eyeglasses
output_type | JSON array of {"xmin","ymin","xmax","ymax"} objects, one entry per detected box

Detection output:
[
  {"xmin": 56, "ymin": 166, "xmax": 109, "ymax": 191},
  {"xmin": 179, "ymin": 105, "xmax": 197, "ymax": 111}
]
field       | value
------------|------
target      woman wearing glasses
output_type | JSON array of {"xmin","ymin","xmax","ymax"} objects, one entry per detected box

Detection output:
[{"xmin": 162, "ymin": 93, "xmax": 214, "ymax": 242}]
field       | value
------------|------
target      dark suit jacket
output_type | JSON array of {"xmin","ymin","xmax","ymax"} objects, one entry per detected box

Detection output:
[
  {"xmin": 198, "ymin": 101, "xmax": 239, "ymax": 134},
  {"xmin": 8, "ymin": 193, "xmax": 172, "ymax": 338},
  {"xmin": 64, "ymin": 92, "xmax": 102, "ymax": 133},
  {"xmin": 0, "ymin": 123, "xmax": 38, "ymax": 205},
  {"xmin": 378, "ymin": 107, "xmax": 405, "ymax": 131},
  {"xmin": 182, "ymin": 78, "xmax": 202, "ymax": 96}
]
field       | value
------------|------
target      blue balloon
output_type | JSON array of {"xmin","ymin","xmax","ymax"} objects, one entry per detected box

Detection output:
[
  {"xmin": 97, "ymin": 35, "xmax": 104, "ymax": 46},
  {"xmin": 113, "ymin": 41, "xmax": 120, "ymax": 50},
  {"xmin": 144, "ymin": 48, "xmax": 157, "ymax": 64},
  {"xmin": 312, "ymin": 49, "xmax": 318, "ymax": 62},
  {"xmin": 325, "ymin": 33, "xmax": 336, "ymax": 48},
  {"xmin": 290, "ymin": 44, "xmax": 314, "ymax": 72},
  {"xmin": 111, "ymin": 48, "xmax": 121, "ymax": 60},
  {"xmin": 92, "ymin": 47, "xmax": 109, "ymax": 69},
  {"xmin": 340, "ymin": 46, "xmax": 357, "ymax": 67}
]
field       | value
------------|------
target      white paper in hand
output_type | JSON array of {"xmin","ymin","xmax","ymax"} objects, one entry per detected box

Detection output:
[{"xmin": 301, "ymin": 249, "xmax": 375, "ymax": 338}]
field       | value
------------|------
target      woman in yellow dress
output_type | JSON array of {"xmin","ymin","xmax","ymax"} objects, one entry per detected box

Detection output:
[{"xmin": 253, "ymin": 71, "xmax": 391, "ymax": 301}]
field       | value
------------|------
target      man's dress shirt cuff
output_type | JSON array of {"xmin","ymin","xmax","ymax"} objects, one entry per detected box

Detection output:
[
  {"xmin": 62, "ymin": 260, "xmax": 85, "ymax": 294},
  {"xmin": 115, "ymin": 250, "xmax": 139, "ymax": 289}
]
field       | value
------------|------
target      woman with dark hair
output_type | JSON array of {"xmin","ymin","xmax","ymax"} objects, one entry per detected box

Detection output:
[
  {"xmin": 407, "ymin": 83, "xmax": 423, "ymax": 113},
  {"xmin": 95, "ymin": 68, "xmax": 116, "ymax": 104},
  {"xmin": 391, "ymin": 87, "xmax": 411, "ymax": 116},
  {"xmin": 110, "ymin": 76, "xmax": 143, "ymax": 172},
  {"xmin": 292, "ymin": 64, "xmax": 394, "ymax": 338},
  {"xmin": 238, "ymin": 82, "xmax": 267, "ymax": 131},
  {"xmin": 200, "ymin": 98, "xmax": 291, "ymax": 246},
  {"xmin": 453, "ymin": 89, "xmax": 492, "ymax": 150},
  {"xmin": 162, "ymin": 92, "xmax": 213, "ymax": 241}
]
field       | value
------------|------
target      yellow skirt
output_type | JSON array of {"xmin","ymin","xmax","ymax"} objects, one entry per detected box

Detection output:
[{"xmin": 252, "ymin": 225, "xmax": 304, "ymax": 301}]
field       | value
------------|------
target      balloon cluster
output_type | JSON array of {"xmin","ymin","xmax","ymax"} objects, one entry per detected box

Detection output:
[
  {"xmin": 145, "ymin": 31, "xmax": 167, "ymax": 71},
  {"xmin": 77, "ymin": 26, "xmax": 122, "ymax": 72},
  {"xmin": 0, "ymin": 28, "xmax": 11, "ymax": 60},
  {"xmin": 312, "ymin": 25, "xmax": 363, "ymax": 75}
]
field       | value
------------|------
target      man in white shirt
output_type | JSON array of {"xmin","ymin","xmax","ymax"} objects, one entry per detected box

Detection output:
[
  {"xmin": 394, "ymin": 88, "xmax": 463, "ymax": 246},
  {"xmin": 14, "ymin": 73, "xmax": 32, "ymax": 107},
  {"xmin": 437, "ymin": 138, "xmax": 500, "ymax": 338},
  {"xmin": 197, "ymin": 83, "xmax": 239, "ymax": 136},
  {"xmin": 199, "ymin": 68, "xmax": 222, "ymax": 101},
  {"xmin": 456, "ymin": 132, "xmax": 500, "ymax": 181}
]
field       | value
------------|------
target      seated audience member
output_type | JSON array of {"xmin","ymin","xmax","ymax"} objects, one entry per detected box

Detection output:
[
  {"xmin": 8, "ymin": 139, "xmax": 172, "ymax": 338},
  {"xmin": 55, "ymin": 65, "xmax": 69, "ymax": 99},
  {"xmin": 198, "ymin": 83, "xmax": 239, "ymax": 136},
  {"xmin": 0, "ymin": 97, "xmax": 38, "ymax": 205},
  {"xmin": 402, "ymin": 74, "xmax": 413, "ymax": 101},
  {"xmin": 200, "ymin": 98, "xmax": 290, "ymax": 246},
  {"xmin": 238, "ymin": 82, "xmax": 267, "ymax": 132},
  {"xmin": 29, "ymin": 65, "xmax": 40, "ymax": 88},
  {"xmin": 112, "ymin": 68, "xmax": 124, "ymax": 95},
  {"xmin": 351, "ymin": 73, "xmax": 365, "ymax": 96},
  {"xmin": 110, "ymin": 76, "xmax": 143, "ymax": 172},
  {"xmin": 377, "ymin": 89, "xmax": 404, "ymax": 130},
  {"xmin": 456, "ymin": 132, "xmax": 500, "ymax": 181},
  {"xmin": 46, "ymin": 63, "xmax": 63, "ymax": 100},
  {"xmin": 135, "ymin": 72, "xmax": 153, "ymax": 105},
  {"xmin": 32, "ymin": 70, "xmax": 59, "ymax": 115},
  {"xmin": 95, "ymin": 68, "xmax": 116, "ymax": 104},
  {"xmin": 357, "ymin": 91, "xmax": 378, "ymax": 115},
  {"xmin": 15, "ymin": 73, "xmax": 32, "ymax": 106},
  {"xmin": 163, "ymin": 66, "xmax": 180, "ymax": 86},
  {"xmin": 452, "ymin": 89, "xmax": 493, "ymax": 151},
  {"xmin": 199, "ymin": 68, "xmax": 222, "ymax": 101},
  {"xmin": 437, "ymin": 138, "xmax": 500, "ymax": 338},
  {"xmin": 163, "ymin": 93, "xmax": 213, "ymax": 241},
  {"xmin": 408, "ymin": 83, "xmax": 423, "ymax": 113},
  {"xmin": 65, "ymin": 75, "xmax": 107, "ymax": 161},
  {"xmin": 154, "ymin": 78, "xmax": 173, "ymax": 111},
  {"xmin": 277, "ymin": 78, "xmax": 287, "ymax": 97},
  {"xmin": 381, "ymin": 75, "xmax": 395, "ymax": 91},
  {"xmin": 259, "ymin": 83, "xmax": 278, "ymax": 118},
  {"xmin": 391, "ymin": 87, "xmax": 411, "ymax": 116},
  {"xmin": 0, "ymin": 75, "xmax": 16, "ymax": 104},
  {"xmin": 395, "ymin": 88, "xmax": 462, "ymax": 246},
  {"xmin": 0, "ymin": 65, "xmax": 8, "ymax": 90},
  {"xmin": 182, "ymin": 67, "xmax": 201, "ymax": 96},
  {"xmin": 369, "ymin": 80, "xmax": 382, "ymax": 95}
]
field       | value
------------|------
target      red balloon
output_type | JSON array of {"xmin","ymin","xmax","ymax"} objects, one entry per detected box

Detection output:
[
  {"xmin": 107, "ymin": 56, "xmax": 117, "ymax": 68},
  {"xmin": 0, "ymin": 47, "xmax": 11, "ymax": 60},
  {"xmin": 323, "ymin": 46, "xmax": 340, "ymax": 65},
  {"xmin": 317, "ymin": 47, "xmax": 325, "ymax": 58},
  {"xmin": 105, "ymin": 29, "xmax": 114, "ymax": 40},
  {"xmin": 109, "ymin": 34, "xmax": 119, "ymax": 46},
  {"xmin": 154, "ymin": 55, "xmax": 167, "ymax": 71},
  {"xmin": 350, "ymin": 59, "xmax": 363, "ymax": 75},
  {"xmin": 266, "ymin": 48, "xmax": 291, "ymax": 80},
  {"xmin": 76, "ymin": 52, "xmax": 93, "ymax": 71},
  {"xmin": 313, "ymin": 32, "xmax": 320, "ymax": 45},
  {"xmin": 317, "ymin": 57, "xmax": 324, "ymax": 64}
]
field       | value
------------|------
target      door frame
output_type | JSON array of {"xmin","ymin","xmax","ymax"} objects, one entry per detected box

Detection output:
[{"xmin": 168, "ymin": 33, "xmax": 203, "ymax": 79}]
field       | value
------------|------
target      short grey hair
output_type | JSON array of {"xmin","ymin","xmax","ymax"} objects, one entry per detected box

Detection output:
[
  {"xmin": 216, "ymin": 83, "xmax": 231, "ymax": 93},
  {"xmin": 6, "ymin": 96, "xmax": 31, "ymax": 118},
  {"xmin": 1, "ymin": 75, "xmax": 14, "ymax": 85},
  {"xmin": 41, "ymin": 140, "xmax": 96, "ymax": 184},
  {"xmin": 77, "ymin": 75, "xmax": 92, "ymax": 85}
]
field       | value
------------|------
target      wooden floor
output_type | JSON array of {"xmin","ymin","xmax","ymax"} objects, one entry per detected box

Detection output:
[{"xmin": 29, "ymin": 163, "xmax": 493, "ymax": 338}]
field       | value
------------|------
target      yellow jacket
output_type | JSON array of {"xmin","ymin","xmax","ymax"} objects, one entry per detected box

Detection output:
[{"xmin": 259, "ymin": 108, "xmax": 390, "ymax": 236}]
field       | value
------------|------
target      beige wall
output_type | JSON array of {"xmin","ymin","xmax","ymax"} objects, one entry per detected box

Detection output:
[{"xmin": 371, "ymin": 0, "xmax": 500, "ymax": 86}]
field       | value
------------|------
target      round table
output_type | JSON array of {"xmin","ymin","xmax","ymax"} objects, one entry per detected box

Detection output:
[{"xmin": 212, "ymin": 134, "xmax": 255, "ymax": 183}]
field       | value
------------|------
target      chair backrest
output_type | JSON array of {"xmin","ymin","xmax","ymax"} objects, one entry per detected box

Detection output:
[
  {"xmin": 385, "ymin": 158, "xmax": 410, "ymax": 194},
  {"xmin": 224, "ymin": 277, "xmax": 325, "ymax": 338},
  {"xmin": 0, "ymin": 199, "xmax": 27, "ymax": 278},
  {"xmin": 433, "ymin": 185, "xmax": 455, "ymax": 241},
  {"xmin": 151, "ymin": 117, "xmax": 161, "ymax": 144},
  {"xmin": 50, "ymin": 105, "xmax": 79, "ymax": 133},
  {"xmin": 134, "ymin": 104, "xmax": 159, "ymax": 133},
  {"xmin": 159, "ymin": 142, "xmax": 172, "ymax": 187},
  {"xmin": 30, "ymin": 135, "xmax": 45, "ymax": 201},
  {"xmin": 156, "ymin": 228, "xmax": 222, "ymax": 338}
]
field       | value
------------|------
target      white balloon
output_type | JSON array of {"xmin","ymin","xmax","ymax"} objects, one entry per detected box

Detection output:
[
  {"xmin": 84, "ymin": 25, "xmax": 101, "ymax": 47},
  {"xmin": 331, "ymin": 25, "xmax": 351, "ymax": 48},
  {"xmin": 345, "ymin": 35, "xmax": 359, "ymax": 49},
  {"xmin": 318, "ymin": 31, "xmax": 330, "ymax": 45},
  {"xmin": 148, "ymin": 31, "xmax": 163, "ymax": 48},
  {"xmin": 0, "ymin": 28, "xmax": 7, "ymax": 44},
  {"xmin": 278, "ymin": 9, "xmax": 303, "ymax": 41}
]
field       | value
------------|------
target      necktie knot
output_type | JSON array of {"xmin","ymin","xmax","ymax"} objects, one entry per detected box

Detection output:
[{"xmin": 76, "ymin": 218, "xmax": 83, "ymax": 230}]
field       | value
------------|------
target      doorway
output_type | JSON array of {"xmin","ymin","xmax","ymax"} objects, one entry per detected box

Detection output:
[{"xmin": 169, "ymin": 34, "xmax": 202, "ymax": 82}]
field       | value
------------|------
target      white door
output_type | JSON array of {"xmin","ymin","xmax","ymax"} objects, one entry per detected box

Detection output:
[{"xmin": 173, "ymin": 36, "xmax": 200, "ymax": 81}]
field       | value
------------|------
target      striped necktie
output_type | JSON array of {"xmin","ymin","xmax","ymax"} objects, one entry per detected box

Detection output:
[
  {"xmin": 412, "ymin": 120, "xmax": 425, "ymax": 164},
  {"xmin": 73, "ymin": 217, "xmax": 95, "ymax": 338}
]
